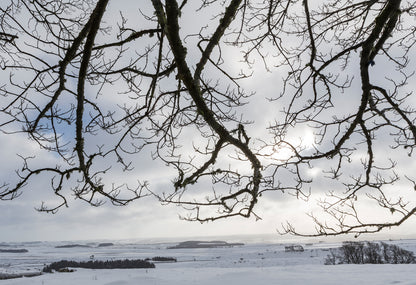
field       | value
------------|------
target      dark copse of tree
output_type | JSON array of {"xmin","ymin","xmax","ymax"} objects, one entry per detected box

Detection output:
[
  {"xmin": 325, "ymin": 241, "xmax": 416, "ymax": 265},
  {"xmin": 42, "ymin": 259, "xmax": 155, "ymax": 273}
]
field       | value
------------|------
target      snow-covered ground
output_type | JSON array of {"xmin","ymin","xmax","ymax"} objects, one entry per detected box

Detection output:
[{"xmin": 1, "ymin": 238, "xmax": 416, "ymax": 284}]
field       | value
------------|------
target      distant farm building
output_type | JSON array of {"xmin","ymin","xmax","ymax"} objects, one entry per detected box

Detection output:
[{"xmin": 285, "ymin": 245, "xmax": 304, "ymax": 252}]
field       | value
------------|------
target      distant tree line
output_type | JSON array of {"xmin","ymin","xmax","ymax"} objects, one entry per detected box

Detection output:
[
  {"xmin": 42, "ymin": 259, "xmax": 155, "ymax": 273},
  {"xmin": 147, "ymin": 256, "xmax": 177, "ymax": 262},
  {"xmin": 0, "ymin": 249, "xmax": 28, "ymax": 253},
  {"xmin": 325, "ymin": 241, "xmax": 416, "ymax": 265}
]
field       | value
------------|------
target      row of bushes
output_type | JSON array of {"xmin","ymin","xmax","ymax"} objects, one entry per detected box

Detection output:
[
  {"xmin": 325, "ymin": 241, "xmax": 416, "ymax": 265},
  {"xmin": 42, "ymin": 259, "xmax": 155, "ymax": 273},
  {"xmin": 147, "ymin": 256, "xmax": 177, "ymax": 262}
]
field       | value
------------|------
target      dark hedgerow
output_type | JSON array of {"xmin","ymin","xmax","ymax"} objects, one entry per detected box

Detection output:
[
  {"xmin": 150, "ymin": 256, "xmax": 177, "ymax": 262},
  {"xmin": 325, "ymin": 241, "xmax": 416, "ymax": 265},
  {"xmin": 42, "ymin": 259, "xmax": 155, "ymax": 273}
]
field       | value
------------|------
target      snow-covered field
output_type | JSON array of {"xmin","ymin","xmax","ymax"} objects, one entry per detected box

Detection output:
[{"xmin": 1, "ymin": 238, "xmax": 416, "ymax": 284}]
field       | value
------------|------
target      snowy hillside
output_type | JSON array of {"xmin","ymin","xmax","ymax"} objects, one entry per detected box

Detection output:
[{"xmin": 1, "ymin": 238, "xmax": 416, "ymax": 284}]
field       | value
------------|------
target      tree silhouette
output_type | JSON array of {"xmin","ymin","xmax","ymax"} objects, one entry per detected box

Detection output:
[{"xmin": 1, "ymin": 0, "xmax": 416, "ymax": 236}]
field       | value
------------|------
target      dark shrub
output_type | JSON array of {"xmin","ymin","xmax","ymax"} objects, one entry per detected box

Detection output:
[
  {"xmin": 324, "ymin": 249, "xmax": 338, "ymax": 265},
  {"xmin": 341, "ymin": 241, "xmax": 365, "ymax": 264},
  {"xmin": 98, "ymin": 243, "xmax": 114, "ymax": 247},
  {"xmin": 365, "ymin": 241, "xmax": 382, "ymax": 264},
  {"xmin": 380, "ymin": 242, "xmax": 416, "ymax": 264}
]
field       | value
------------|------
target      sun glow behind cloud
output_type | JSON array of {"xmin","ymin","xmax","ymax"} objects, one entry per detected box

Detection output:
[{"xmin": 260, "ymin": 128, "xmax": 317, "ymax": 162}]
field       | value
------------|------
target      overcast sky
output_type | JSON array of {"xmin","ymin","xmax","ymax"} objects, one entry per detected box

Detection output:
[{"xmin": 1, "ymin": 1, "xmax": 416, "ymax": 243}]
